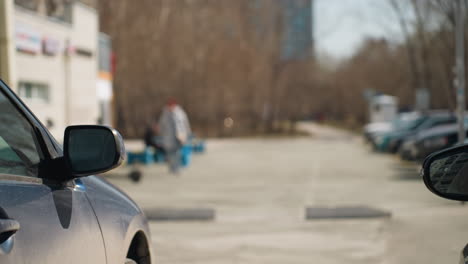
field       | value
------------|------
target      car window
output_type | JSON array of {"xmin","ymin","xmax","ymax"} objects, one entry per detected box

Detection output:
[
  {"xmin": 406, "ymin": 117, "xmax": 427, "ymax": 130},
  {"xmin": 0, "ymin": 90, "xmax": 41, "ymax": 177},
  {"xmin": 419, "ymin": 118, "xmax": 451, "ymax": 129}
]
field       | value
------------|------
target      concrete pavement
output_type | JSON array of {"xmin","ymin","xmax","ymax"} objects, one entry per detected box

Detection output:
[{"xmin": 107, "ymin": 123, "xmax": 468, "ymax": 264}]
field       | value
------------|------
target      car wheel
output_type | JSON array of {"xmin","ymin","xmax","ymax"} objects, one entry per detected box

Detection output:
[{"xmin": 125, "ymin": 258, "xmax": 137, "ymax": 264}]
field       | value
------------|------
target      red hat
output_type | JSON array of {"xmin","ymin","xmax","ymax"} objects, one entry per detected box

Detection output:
[{"xmin": 167, "ymin": 97, "xmax": 177, "ymax": 107}]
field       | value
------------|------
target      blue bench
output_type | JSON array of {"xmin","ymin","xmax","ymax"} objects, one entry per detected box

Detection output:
[
  {"xmin": 127, "ymin": 148, "xmax": 155, "ymax": 165},
  {"xmin": 127, "ymin": 145, "xmax": 192, "ymax": 167},
  {"xmin": 192, "ymin": 140, "xmax": 206, "ymax": 153}
]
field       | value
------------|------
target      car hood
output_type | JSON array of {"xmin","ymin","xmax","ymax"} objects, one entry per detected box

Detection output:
[{"xmin": 364, "ymin": 122, "xmax": 393, "ymax": 134}]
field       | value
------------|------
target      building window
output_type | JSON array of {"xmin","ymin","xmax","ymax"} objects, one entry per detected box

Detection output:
[
  {"xmin": 18, "ymin": 81, "xmax": 50, "ymax": 103},
  {"xmin": 14, "ymin": 0, "xmax": 39, "ymax": 12},
  {"xmin": 15, "ymin": 0, "xmax": 74, "ymax": 23}
]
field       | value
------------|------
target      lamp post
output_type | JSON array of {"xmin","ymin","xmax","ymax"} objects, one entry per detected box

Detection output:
[
  {"xmin": 456, "ymin": 0, "xmax": 466, "ymax": 143},
  {"xmin": 0, "ymin": 0, "xmax": 16, "ymax": 88}
]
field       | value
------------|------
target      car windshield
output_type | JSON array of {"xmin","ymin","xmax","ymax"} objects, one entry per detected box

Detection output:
[
  {"xmin": 394, "ymin": 116, "xmax": 427, "ymax": 131},
  {"xmin": 392, "ymin": 116, "xmax": 413, "ymax": 129}
]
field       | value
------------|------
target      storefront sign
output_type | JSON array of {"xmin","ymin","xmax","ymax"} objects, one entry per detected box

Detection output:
[
  {"xmin": 63, "ymin": 39, "xmax": 94, "ymax": 58},
  {"xmin": 97, "ymin": 79, "xmax": 113, "ymax": 101},
  {"xmin": 15, "ymin": 22, "xmax": 41, "ymax": 54},
  {"xmin": 43, "ymin": 37, "xmax": 61, "ymax": 56},
  {"xmin": 75, "ymin": 47, "xmax": 94, "ymax": 58}
]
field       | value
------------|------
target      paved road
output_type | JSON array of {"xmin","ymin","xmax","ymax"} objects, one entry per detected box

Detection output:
[{"xmin": 108, "ymin": 123, "xmax": 468, "ymax": 264}]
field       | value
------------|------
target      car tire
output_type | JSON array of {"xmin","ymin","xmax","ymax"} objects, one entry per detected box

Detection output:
[{"xmin": 125, "ymin": 258, "xmax": 137, "ymax": 264}]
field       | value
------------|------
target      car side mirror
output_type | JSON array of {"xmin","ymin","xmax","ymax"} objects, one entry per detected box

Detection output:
[
  {"xmin": 422, "ymin": 144, "xmax": 468, "ymax": 201},
  {"xmin": 64, "ymin": 125, "xmax": 125, "ymax": 177}
]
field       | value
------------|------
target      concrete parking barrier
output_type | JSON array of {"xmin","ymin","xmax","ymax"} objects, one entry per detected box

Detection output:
[
  {"xmin": 144, "ymin": 208, "xmax": 216, "ymax": 221},
  {"xmin": 306, "ymin": 205, "xmax": 391, "ymax": 220}
]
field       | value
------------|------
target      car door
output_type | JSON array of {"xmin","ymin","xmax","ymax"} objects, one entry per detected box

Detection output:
[{"xmin": 0, "ymin": 83, "xmax": 106, "ymax": 264}]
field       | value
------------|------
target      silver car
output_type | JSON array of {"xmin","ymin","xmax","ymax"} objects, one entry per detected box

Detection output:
[{"xmin": 0, "ymin": 80, "xmax": 152, "ymax": 264}]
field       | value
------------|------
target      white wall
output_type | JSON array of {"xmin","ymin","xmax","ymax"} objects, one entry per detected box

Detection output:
[
  {"xmin": 13, "ymin": 3, "xmax": 99, "ymax": 141},
  {"xmin": 68, "ymin": 3, "xmax": 99, "ymax": 126},
  {"xmin": 14, "ymin": 7, "xmax": 70, "ymax": 138}
]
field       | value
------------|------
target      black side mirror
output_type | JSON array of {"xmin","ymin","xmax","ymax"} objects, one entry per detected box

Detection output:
[
  {"xmin": 422, "ymin": 144, "xmax": 468, "ymax": 201},
  {"xmin": 64, "ymin": 125, "xmax": 125, "ymax": 177}
]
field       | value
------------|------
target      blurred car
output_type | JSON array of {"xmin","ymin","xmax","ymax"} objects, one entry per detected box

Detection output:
[
  {"xmin": 363, "ymin": 122, "xmax": 393, "ymax": 142},
  {"xmin": 399, "ymin": 120, "xmax": 468, "ymax": 162},
  {"xmin": 0, "ymin": 80, "xmax": 152, "ymax": 264},
  {"xmin": 373, "ymin": 111, "xmax": 457, "ymax": 153},
  {"xmin": 363, "ymin": 111, "xmax": 421, "ymax": 142}
]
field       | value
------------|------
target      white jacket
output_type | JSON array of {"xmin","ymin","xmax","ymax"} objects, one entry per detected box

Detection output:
[{"xmin": 158, "ymin": 105, "xmax": 191, "ymax": 151}]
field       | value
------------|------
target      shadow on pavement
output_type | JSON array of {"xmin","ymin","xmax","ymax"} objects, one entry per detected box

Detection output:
[
  {"xmin": 144, "ymin": 208, "xmax": 216, "ymax": 221},
  {"xmin": 305, "ymin": 205, "xmax": 392, "ymax": 220}
]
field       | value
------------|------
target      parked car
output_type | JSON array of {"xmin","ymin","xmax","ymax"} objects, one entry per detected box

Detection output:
[
  {"xmin": 0, "ymin": 80, "xmax": 152, "ymax": 264},
  {"xmin": 363, "ymin": 122, "xmax": 393, "ymax": 142},
  {"xmin": 373, "ymin": 111, "xmax": 457, "ymax": 153},
  {"xmin": 421, "ymin": 144, "xmax": 468, "ymax": 262},
  {"xmin": 399, "ymin": 119, "xmax": 468, "ymax": 162},
  {"xmin": 363, "ymin": 111, "xmax": 421, "ymax": 142}
]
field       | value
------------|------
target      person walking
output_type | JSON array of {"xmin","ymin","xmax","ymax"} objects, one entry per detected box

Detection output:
[{"xmin": 158, "ymin": 98, "xmax": 191, "ymax": 174}]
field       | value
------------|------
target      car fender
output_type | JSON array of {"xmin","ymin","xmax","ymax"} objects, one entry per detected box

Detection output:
[
  {"xmin": 123, "ymin": 213, "xmax": 153, "ymax": 264},
  {"xmin": 80, "ymin": 176, "xmax": 153, "ymax": 264}
]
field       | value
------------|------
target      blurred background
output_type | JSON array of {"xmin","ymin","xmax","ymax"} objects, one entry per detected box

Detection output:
[
  {"xmin": 3, "ymin": 0, "xmax": 459, "ymax": 139},
  {"xmin": 3, "ymin": 0, "xmax": 468, "ymax": 263}
]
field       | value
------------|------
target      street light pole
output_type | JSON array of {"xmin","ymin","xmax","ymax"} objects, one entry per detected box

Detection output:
[
  {"xmin": 456, "ymin": 0, "xmax": 466, "ymax": 144},
  {"xmin": 0, "ymin": 0, "xmax": 16, "ymax": 88}
]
